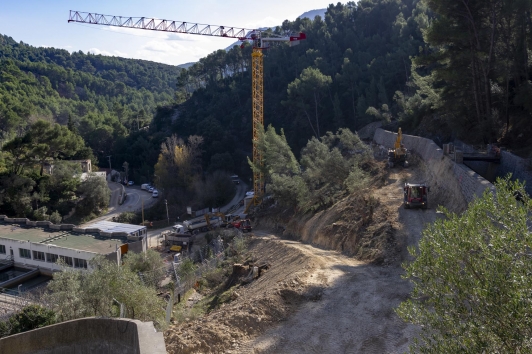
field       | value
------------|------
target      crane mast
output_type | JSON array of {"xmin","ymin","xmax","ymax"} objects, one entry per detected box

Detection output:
[
  {"xmin": 251, "ymin": 47, "xmax": 264, "ymax": 206},
  {"xmin": 68, "ymin": 11, "xmax": 306, "ymax": 208}
]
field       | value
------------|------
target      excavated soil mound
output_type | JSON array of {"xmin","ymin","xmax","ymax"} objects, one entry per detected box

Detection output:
[
  {"xmin": 164, "ymin": 237, "xmax": 320, "ymax": 354},
  {"xmin": 164, "ymin": 157, "xmax": 460, "ymax": 353},
  {"xmin": 256, "ymin": 160, "xmax": 400, "ymax": 265}
]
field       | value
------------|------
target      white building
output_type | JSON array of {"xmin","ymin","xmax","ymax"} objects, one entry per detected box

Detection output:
[{"xmin": 0, "ymin": 218, "xmax": 147, "ymax": 274}]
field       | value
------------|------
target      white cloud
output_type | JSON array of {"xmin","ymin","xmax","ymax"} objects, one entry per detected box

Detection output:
[
  {"xmin": 87, "ymin": 48, "xmax": 130, "ymax": 58},
  {"xmin": 132, "ymin": 39, "xmax": 213, "ymax": 65},
  {"xmin": 88, "ymin": 47, "xmax": 111, "ymax": 55}
]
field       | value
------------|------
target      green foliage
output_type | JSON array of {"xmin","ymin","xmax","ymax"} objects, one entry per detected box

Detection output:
[
  {"xmin": 49, "ymin": 210, "xmax": 62, "ymax": 224},
  {"xmin": 0, "ymin": 305, "xmax": 56, "ymax": 338},
  {"xmin": 177, "ymin": 258, "xmax": 198, "ymax": 290},
  {"xmin": 286, "ymin": 67, "xmax": 332, "ymax": 138},
  {"xmin": 397, "ymin": 176, "xmax": 532, "ymax": 352},
  {"xmin": 173, "ymin": 1, "xmax": 426, "ymax": 163},
  {"xmin": 44, "ymin": 256, "xmax": 164, "ymax": 324},
  {"xmin": 0, "ymin": 35, "xmax": 178, "ymax": 135},
  {"xmin": 0, "ymin": 173, "xmax": 35, "ymax": 216},
  {"xmin": 122, "ymin": 249, "xmax": 165, "ymax": 288},
  {"xmin": 115, "ymin": 211, "xmax": 140, "ymax": 224},
  {"xmin": 257, "ymin": 125, "xmax": 370, "ymax": 211},
  {"xmin": 409, "ymin": 0, "xmax": 532, "ymax": 141},
  {"xmin": 226, "ymin": 235, "xmax": 248, "ymax": 263},
  {"xmin": 75, "ymin": 174, "xmax": 111, "ymax": 217}
]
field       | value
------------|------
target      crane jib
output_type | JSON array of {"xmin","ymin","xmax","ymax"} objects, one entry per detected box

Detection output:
[
  {"xmin": 69, "ymin": 9, "xmax": 305, "ymax": 209},
  {"xmin": 68, "ymin": 11, "xmax": 306, "ymax": 43}
]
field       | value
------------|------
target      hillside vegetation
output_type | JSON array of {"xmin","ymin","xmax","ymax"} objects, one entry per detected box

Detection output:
[{"xmin": 2, "ymin": 0, "xmax": 532, "ymax": 219}]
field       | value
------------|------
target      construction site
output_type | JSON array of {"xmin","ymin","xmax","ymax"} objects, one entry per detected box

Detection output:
[
  {"xmin": 1, "ymin": 4, "xmax": 532, "ymax": 352},
  {"xmin": 0, "ymin": 125, "xmax": 528, "ymax": 353},
  {"xmin": 157, "ymin": 127, "xmax": 496, "ymax": 353}
]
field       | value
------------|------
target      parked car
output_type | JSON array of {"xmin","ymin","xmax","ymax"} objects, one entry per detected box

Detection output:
[
  {"xmin": 231, "ymin": 175, "xmax": 240, "ymax": 184},
  {"xmin": 152, "ymin": 190, "xmax": 159, "ymax": 198},
  {"xmin": 246, "ymin": 190, "xmax": 255, "ymax": 197},
  {"xmin": 128, "ymin": 181, "xmax": 134, "ymax": 186},
  {"xmin": 148, "ymin": 186, "xmax": 154, "ymax": 192}
]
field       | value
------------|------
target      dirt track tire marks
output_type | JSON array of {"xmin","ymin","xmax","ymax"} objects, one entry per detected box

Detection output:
[
  {"xmin": 236, "ymin": 166, "xmax": 442, "ymax": 354},
  {"xmin": 236, "ymin": 239, "xmax": 417, "ymax": 354}
]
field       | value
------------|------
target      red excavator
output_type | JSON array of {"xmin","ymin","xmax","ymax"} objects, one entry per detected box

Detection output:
[
  {"xmin": 403, "ymin": 183, "xmax": 429, "ymax": 209},
  {"xmin": 223, "ymin": 215, "xmax": 252, "ymax": 232}
]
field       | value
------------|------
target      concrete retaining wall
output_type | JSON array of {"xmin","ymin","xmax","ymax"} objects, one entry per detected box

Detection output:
[
  {"xmin": 497, "ymin": 151, "xmax": 532, "ymax": 195},
  {"xmin": 374, "ymin": 129, "xmax": 495, "ymax": 209},
  {"xmin": 0, "ymin": 317, "xmax": 166, "ymax": 354}
]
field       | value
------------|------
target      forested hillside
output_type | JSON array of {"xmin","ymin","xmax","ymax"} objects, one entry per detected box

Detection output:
[
  {"xmin": 174, "ymin": 0, "xmax": 532, "ymax": 160},
  {"xmin": 1, "ymin": 0, "xmax": 532, "ymax": 221},
  {"xmin": 0, "ymin": 34, "xmax": 179, "ymax": 161},
  {"xmin": 173, "ymin": 0, "xmax": 427, "ymax": 161}
]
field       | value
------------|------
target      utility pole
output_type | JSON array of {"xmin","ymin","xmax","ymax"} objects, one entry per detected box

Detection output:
[{"xmin": 165, "ymin": 199, "xmax": 169, "ymax": 226}]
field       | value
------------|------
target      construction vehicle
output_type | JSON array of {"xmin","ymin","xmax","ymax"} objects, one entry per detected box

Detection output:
[
  {"xmin": 204, "ymin": 212, "xmax": 228, "ymax": 228},
  {"xmin": 68, "ymin": 11, "xmax": 306, "ymax": 208},
  {"xmin": 204, "ymin": 213, "xmax": 252, "ymax": 232},
  {"xmin": 174, "ymin": 215, "xmax": 222, "ymax": 234},
  {"xmin": 162, "ymin": 229, "xmax": 194, "ymax": 253},
  {"xmin": 403, "ymin": 183, "xmax": 429, "ymax": 209},
  {"xmin": 388, "ymin": 128, "xmax": 408, "ymax": 168},
  {"xmin": 230, "ymin": 218, "xmax": 252, "ymax": 232}
]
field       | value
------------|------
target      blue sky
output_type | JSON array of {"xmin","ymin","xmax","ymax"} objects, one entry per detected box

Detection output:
[{"xmin": 0, "ymin": 0, "xmax": 334, "ymax": 66}]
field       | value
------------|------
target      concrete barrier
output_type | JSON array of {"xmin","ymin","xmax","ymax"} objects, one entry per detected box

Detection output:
[
  {"xmin": 0, "ymin": 317, "xmax": 166, "ymax": 354},
  {"xmin": 498, "ymin": 150, "xmax": 532, "ymax": 195},
  {"xmin": 374, "ymin": 128, "xmax": 495, "ymax": 209},
  {"xmin": 14, "ymin": 218, "xmax": 29, "ymax": 223},
  {"xmin": 84, "ymin": 228, "xmax": 100, "ymax": 233},
  {"xmin": 36, "ymin": 221, "xmax": 52, "ymax": 227},
  {"xmin": 60, "ymin": 224, "xmax": 75, "ymax": 230}
]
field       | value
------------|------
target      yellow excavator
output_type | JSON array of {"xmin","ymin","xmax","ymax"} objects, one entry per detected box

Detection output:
[{"xmin": 388, "ymin": 128, "xmax": 409, "ymax": 168}]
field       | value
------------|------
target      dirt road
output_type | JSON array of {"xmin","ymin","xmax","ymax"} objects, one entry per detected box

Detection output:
[
  {"xmin": 164, "ymin": 163, "xmax": 448, "ymax": 354},
  {"xmin": 237, "ymin": 167, "xmax": 441, "ymax": 353}
]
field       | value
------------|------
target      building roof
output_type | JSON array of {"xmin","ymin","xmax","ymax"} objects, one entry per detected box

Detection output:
[
  {"xmin": 0, "ymin": 223, "xmax": 128, "ymax": 254},
  {"xmin": 83, "ymin": 221, "xmax": 146, "ymax": 234}
]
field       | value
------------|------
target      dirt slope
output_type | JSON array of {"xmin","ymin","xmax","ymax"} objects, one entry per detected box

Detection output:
[
  {"xmin": 164, "ymin": 158, "xmax": 453, "ymax": 353},
  {"xmin": 235, "ymin": 163, "xmax": 444, "ymax": 353}
]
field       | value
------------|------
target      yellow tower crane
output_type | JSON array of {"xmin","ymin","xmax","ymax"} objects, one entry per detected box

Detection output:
[{"xmin": 68, "ymin": 11, "xmax": 306, "ymax": 207}]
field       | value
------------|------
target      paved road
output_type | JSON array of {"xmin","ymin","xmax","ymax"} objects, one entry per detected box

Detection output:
[
  {"xmin": 221, "ymin": 180, "xmax": 249, "ymax": 214},
  {"xmin": 81, "ymin": 183, "xmax": 158, "ymax": 225}
]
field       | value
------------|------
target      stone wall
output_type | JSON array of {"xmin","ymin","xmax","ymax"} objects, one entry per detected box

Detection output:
[
  {"xmin": 0, "ymin": 317, "xmax": 166, "ymax": 354},
  {"xmin": 374, "ymin": 129, "xmax": 495, "ymax": 209}
]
